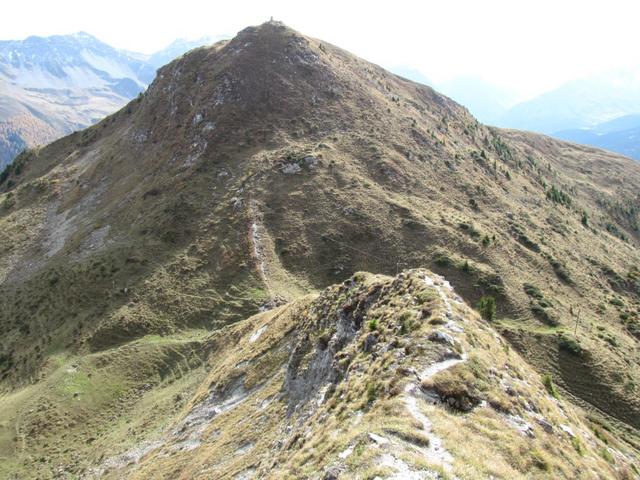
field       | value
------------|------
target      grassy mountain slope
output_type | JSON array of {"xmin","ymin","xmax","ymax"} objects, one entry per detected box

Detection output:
[
  {"xmin": 0, "ymin": 21, "xmax": 639, "ymax": 478},
  {"xmin": 97, "ymin": 270, "xmax": 638, "ymax": 479}
]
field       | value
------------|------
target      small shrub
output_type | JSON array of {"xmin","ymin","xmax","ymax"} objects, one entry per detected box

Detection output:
[
  {"xmin": 538, "ymin": 298, "xmax": 553, "ymax": 308},
  {"xmin": 416, "ymin": 290, "xmax": 436, "ymax": 303},
  {"xmin": 605, "ymin": 222, "xmax": 627, "ymax": 241},
  {"xmin": 517, "ymin": 233, "xmax": 540, "ymax": 252},
  {"xmin": 600, "ymin": 448, "xmax": 615, "ymax": 464},
  {"xmin": 489, "ymin": 131, "xmax": 514, "ymax": 163},
  {"xmin": 434, "ymin": 252, "xmax": 453, "ymax": 267},
  {"xmin": 398, "ymin": 311, "xmax": 417, "ymax": 334},
  {"xmin": 366, "ymin": 382, "xmax": 377, "ymax": 403},
  {"xmin": 481, "ymin": 235, "xmax": 491, "ymax": 247},
  {"xmin": 572, "ymin": 436, "xmax": 585, "ymax": 456},
  {"xmin": 352, "ymin": 272, "xmax": 367, "ymax": 282},
  {"xmin": 546, "ymin": 185, "xmax": 572, "ymax": 207},
  {"xmin": 547, "ymin": 256, "xmax": 573, "ymax": 284},
  {"xmin": 581, "ymin": 211, "xmax": 589, "ymax": 226},
  {"xmin": 531, "ymin": 304, "xmax": 558, "ymax": 326},
  {"xmin": 559, "ymin": 336, "xmax": 583, "ymax": 356},
  {"xmin": 475, "ymin": 272, "xmax": 505, "ymax": 296},
  {"xmin": 458, "ymin": 222, "xmax": 481, "ymax": 238},
  {"xmin": 542, "ymin": 373, "xmax": 559, "ymax": 398},
  {"xmin": 477, "ymin": 296, "xmax": 496, "ymax": 321},
  {"xmin": 368, "ymin": 319, "xmax": 378, "ymax": 331},
  {"xmin": 523, "ymin": 283, "xmax": 543, "ymax": 299},
  {"xmin": 609, "ymin": 297, "xmax": 624, "ymax": 308},
  {"xmin": 593, "ymin": 426, "xmax": 609, "ymax": 444}
]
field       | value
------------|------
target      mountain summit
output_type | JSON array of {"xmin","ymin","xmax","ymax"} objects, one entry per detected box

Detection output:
[
  {"xmin": 0, "ymin": 22, "xmax": 639, "ymax": 479},
  {"xmin": 140, "ymin": 21, "xmax": 464, "ymax": 144}
]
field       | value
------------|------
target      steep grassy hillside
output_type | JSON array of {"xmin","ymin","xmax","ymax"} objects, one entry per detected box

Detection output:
[
  {"xmin": 95, "ymin": 270, "xmax": 638, "ymax": 479},
  {"xmin": 0, "ymin": 21, "xmax": 638, "ymax": 478},
  {"xmin": 5, "ymin": 270, "xmax": 639, "ymax": 479}
]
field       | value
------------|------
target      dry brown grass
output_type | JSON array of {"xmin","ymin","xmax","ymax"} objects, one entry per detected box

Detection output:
[{"xmin": 0, "ymin": 21, "xmax": 638, "ymax": 479}]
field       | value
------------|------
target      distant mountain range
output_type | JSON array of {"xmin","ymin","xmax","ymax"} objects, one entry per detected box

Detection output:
[
  {"xmin": 499, "ymin": 68, "xmax": 640, "ymax": 160},
  {"xmin": 0, "ymin": 33, "xmax": 226, "ymax": 168},
  {"xmin": 554, "ymin": 114, "xmax": 640, "ymax": 160},
  {"xmin": 498, "ymin": 67, "xmax": 640, "ymax": 133},
  {"xmin": 394, "ymin": 67, "xmax": 640, "ymax": 161}
]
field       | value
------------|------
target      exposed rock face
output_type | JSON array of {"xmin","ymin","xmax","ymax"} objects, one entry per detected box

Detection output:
[
  {"xmin": 283, "ymin": 278, "xmax": 379, "ymax": 413},
  {"xmin": 283, "ymin": 309, "xmax": 356, "ymax": 413}
]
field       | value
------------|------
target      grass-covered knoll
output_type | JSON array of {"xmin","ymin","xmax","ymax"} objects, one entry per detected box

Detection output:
[{"xmin": 0, "ymin": 331, "xmax": 209, "ymax": 479}]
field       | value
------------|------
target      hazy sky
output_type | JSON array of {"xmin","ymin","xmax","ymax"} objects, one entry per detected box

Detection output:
[{"xmin": 3, "ymin": 0, "xmax": 640, "ymax": 98}]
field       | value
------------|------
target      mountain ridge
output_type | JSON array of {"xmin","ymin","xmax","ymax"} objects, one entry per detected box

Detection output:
[{"xmin": 0, "ymin": 21, "xmax": 639, "ymax": 478}]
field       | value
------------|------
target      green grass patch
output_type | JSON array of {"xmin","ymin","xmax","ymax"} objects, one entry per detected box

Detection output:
[
  {"xmin": 600, "ymin": 448, "xmax": 615, "ymax": 464},
  {"xmin": 542, "ymin": 373, "xmax": 559, "ymax": 398},
  {"xmin": 571, "ymin": 436, "xmax": 585, "ymax": 456},
  {"xmin": 476, "ymin": 296, "xmax": 496, "ymax": 321}
]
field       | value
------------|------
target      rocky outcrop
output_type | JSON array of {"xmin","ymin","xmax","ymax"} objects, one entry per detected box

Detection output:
[
  {"xmin": 92, "ymin": 269, "xmax": 639, "ymax": 479},
  {"xmin": 283, "ymin": 278, "xmax": 381, "ymax": 413}
]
